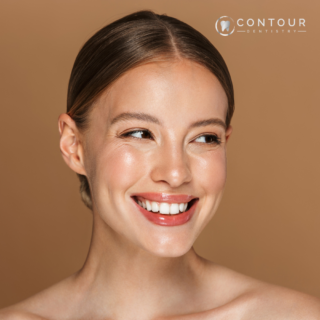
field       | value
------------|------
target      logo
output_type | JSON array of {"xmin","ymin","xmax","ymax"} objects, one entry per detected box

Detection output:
[
  {"xmin": 215, "ymin": 16, "xmax": 235, "ymax": 36},
  {"xmin": 215, "ymin": 16, "xmax": 306, "ymax": 36}
]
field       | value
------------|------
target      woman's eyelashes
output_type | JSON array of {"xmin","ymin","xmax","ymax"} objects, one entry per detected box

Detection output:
[
  {"xmin": 193, "ymin": 134, "xmax": 221, "ymax": 145},
  {"xmin": 119, "ymin": 129, "xmax": 221, "ymax": 146},
  {"xmin": 120, "ymin": 129, "xmax": 153, "ymax": 140}
]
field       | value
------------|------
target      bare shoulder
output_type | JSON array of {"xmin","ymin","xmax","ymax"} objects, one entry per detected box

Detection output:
[
  {"xmin": 245, "ymin": 281, "xmax": 320, "ymax": 320},
  {"xmin": 0, "ymin": 309, "xmax": 49, "ymax": 320},
  {"xmin": 0, "ymin": 272, "xmax": 79, "ymax": 320},
  {"xmin": 204, "ymin": 262, "xmax": 320, "ymax": 320}
]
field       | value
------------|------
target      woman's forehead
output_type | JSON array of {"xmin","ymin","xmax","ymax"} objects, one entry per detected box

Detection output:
[{"xmin": 94, "ymin": 60, "xmax": 228, "ymax": 123}]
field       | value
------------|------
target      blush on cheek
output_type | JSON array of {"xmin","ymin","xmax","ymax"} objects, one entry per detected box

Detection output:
[
  {"xmin": 100, "ymin": 145, "xmax": 147, "ymax": 194},
  {"xmin": 196, "ymin": 151, "xmax": 227, "ymax": 192}
]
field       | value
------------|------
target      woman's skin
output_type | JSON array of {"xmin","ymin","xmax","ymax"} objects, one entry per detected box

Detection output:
[{"xmin": 1, "ymin": 59, "xmax": 320, "ymax": 320}]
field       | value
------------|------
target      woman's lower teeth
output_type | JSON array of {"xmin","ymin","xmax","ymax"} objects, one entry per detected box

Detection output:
[{"xmin": 138, "ymin": 200, "xmax": 188, "ymax": 215}]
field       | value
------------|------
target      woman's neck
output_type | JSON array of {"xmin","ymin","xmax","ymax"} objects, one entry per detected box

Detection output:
[{"xmin": 73, "ymin": 212, "xmax": 207, "ymax": 319}]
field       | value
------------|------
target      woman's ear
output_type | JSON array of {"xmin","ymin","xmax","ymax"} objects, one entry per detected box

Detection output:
[
  {"xmin": 58, "ymin": 113, "xmax": 87, "ymax": 175},
  {"xmin": 225, "ymin": 125, "xmax": 233, "ymax": 143}
]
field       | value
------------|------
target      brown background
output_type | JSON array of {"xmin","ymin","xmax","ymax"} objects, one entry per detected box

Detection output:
[{"xmin": 0, "ymin": 0, "xmax": 319, "ymax": 308}]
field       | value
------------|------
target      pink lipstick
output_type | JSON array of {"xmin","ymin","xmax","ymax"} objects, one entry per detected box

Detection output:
[{"xmin": 131, "ymin": 193, "xmax": 198, "ymax": 226}]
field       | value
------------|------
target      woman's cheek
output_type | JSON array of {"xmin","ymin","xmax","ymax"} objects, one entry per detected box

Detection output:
[
  {"xmin": 99, "ymin": 144, "xmax": 148, "ymax": 192},
  {"xmin": 193, "ymin": 149, "xmax": 227, "ymax": 192}
]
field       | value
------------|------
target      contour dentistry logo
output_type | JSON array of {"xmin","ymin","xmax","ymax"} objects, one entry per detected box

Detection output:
[
  {"xmin": 215, "ymin": 16, "xmax": 306, "ymax": 36},
  {"xmin": 215, "ymin": 16, "xmax": 235, "ymax": 36}
]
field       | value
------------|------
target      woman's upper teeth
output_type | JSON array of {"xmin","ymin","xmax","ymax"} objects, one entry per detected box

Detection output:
[{"xmin": 137, "ymin": 199, "xmax": 188, "ymax": 214}]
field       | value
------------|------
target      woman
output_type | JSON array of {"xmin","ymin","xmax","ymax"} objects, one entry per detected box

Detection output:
[{"xmin": 1, "ymin": 10, "xmax": 319, "ymax": 320}]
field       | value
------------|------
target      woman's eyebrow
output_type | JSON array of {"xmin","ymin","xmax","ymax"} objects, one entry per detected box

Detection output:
[
  {"xmin": 190, "ymin": 118, "xmax": 226, "ymax": 130},
  {"xmin": 110, "ymin": 112, "xmax": 161, "ymax": 125},
  {"xmin": 110, "ymin": 112, "xmax": 226, "ymax": 129}
]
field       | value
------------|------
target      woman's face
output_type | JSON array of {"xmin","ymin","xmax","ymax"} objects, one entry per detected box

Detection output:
[{"xmin": 81, "ymin": 59, "xmax": 232, "ymax": 257}]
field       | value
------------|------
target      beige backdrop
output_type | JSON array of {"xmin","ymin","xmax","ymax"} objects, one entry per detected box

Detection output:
[{"xmin": 0, "ymin": 0, "xmax": 319, "ymax": 308}]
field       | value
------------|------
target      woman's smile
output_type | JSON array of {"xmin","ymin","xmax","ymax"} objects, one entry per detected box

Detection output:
[{"xmin": 130, "ymin": 192, "xmax": 199, "ymax": 226}]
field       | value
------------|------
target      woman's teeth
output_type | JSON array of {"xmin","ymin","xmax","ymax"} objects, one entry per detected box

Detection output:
[{"xmin": 137, "ymin": 199, "xmax": 188, "ymax": 215}]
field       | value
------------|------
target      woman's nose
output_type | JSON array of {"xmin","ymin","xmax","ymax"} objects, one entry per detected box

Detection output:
[{"xmin": 149, "ymin": 144, "xmax": 192, "ymax": 188}]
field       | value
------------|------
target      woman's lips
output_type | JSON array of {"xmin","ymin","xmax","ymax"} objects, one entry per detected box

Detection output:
[{"xmin": 131, "ymin": 193, "xmax": 198, "ymax": 226}]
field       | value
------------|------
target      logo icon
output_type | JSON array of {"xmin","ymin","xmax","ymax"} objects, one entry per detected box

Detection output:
[
  {"xmin": 215, "ymin": 16, "xmax": 235, "ymax": 36},
  {"xmin": 221, "ymin": 20, "xmax": 230, "ymax": 32}
]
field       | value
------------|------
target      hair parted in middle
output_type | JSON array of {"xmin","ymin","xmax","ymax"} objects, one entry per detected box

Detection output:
[{"xmin": 66, "ymin": 9, "xmax": 235, "ymax": 211}]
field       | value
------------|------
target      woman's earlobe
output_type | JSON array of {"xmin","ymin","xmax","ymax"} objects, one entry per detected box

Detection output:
[{"xmin": 58, "ymin": 113, "xmax": 87, "ymax": 176}]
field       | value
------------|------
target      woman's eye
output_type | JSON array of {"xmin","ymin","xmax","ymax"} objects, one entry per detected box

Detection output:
[
  {"xmin": 194, "ymin": 134, "xmax": 221, "ymax": 145},
  {"xmin": 121, "ymin": 130, "xmax": 153, "ymax": 140}
]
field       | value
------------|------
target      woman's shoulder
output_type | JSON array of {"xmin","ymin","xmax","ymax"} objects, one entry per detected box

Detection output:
[
  {"xmin": 0, "ymin": 310, "xmax": 49, "ymax": 320},
  {"xmin": 241, "ymin": 281, "xmax": 320, "ymax": 320},
  {"xmin": 252, "ymin": 284, "xmax": 320, "ymax": 319},
  {"xmin": 0, "ymin": 296, "xmax": 53, "ymax": 320},
  {"xmin": 0, "ymin": 273, "xmax": 77, "ymax": 320},
  {"xmin": 203, "ymin": 262, "xmax": 320, "ymax": 320}
]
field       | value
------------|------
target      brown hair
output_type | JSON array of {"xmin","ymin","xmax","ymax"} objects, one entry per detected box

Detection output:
[{"xmin": 66, "ymin": 10, "xmax": 235, "ymax": 210}]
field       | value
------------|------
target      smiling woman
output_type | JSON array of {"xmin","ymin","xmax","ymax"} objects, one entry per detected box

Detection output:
[{"xmin": 1, "ymin": 9, "xmax": 320, "ymax": 320}]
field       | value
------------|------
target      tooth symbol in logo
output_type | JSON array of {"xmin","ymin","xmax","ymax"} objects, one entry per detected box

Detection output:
[
  {"xmin": 220, "ymin": 20, "xmax": 230, "ymax": 32},
  {"xmin": 215, "ymin": 16, "xmax": 235, "ymax": 36}
]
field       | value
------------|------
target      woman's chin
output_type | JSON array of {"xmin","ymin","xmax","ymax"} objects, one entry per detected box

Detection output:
[
  {"xmin": 139, "ymin": 234, "xmax": 195, "ymax": 258},
  {"xmin": 147, "ymin": 246, "xmax": 193, "ymax": 258}
]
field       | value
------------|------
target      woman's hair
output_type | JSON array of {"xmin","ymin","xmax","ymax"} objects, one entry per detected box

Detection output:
[{"xmin": 66, "ymin": 10, "xmax": 235, "ymax": 210}]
